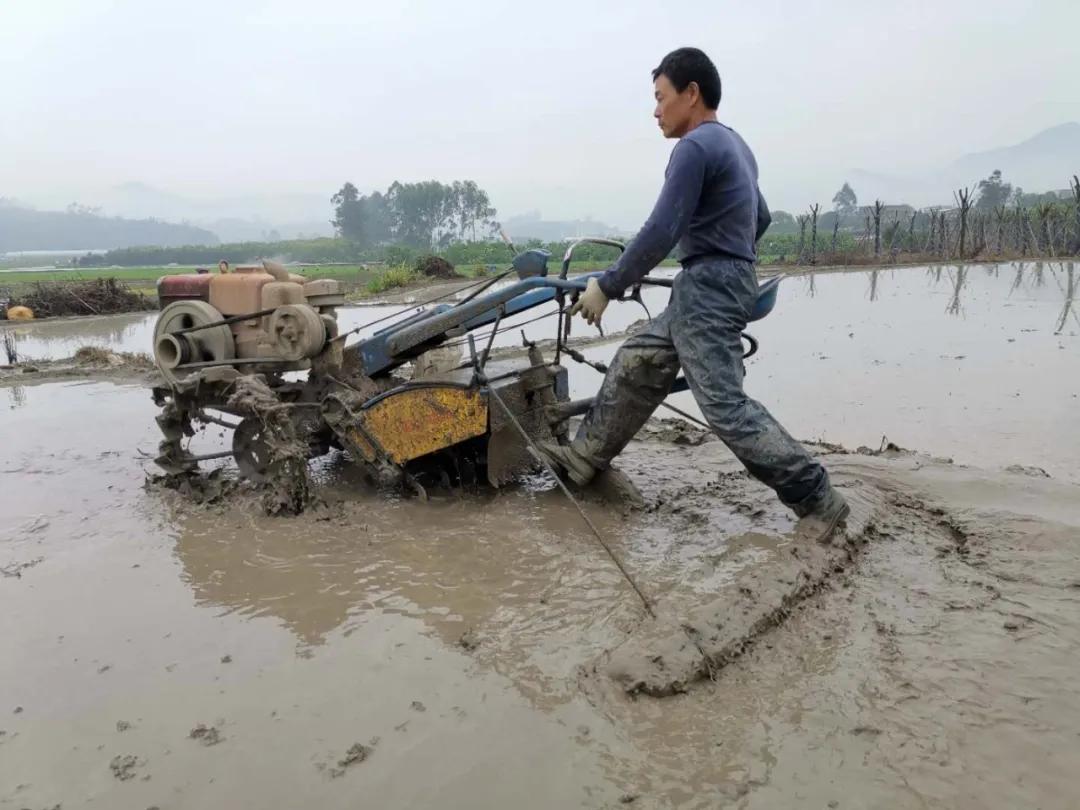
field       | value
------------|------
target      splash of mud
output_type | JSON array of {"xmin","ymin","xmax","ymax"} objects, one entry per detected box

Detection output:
[{"xmin": 145, "ymin": 467, "xmax": 239, "ymax": 506}]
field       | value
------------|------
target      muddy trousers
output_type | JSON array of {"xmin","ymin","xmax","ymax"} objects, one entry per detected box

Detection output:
[{"xmin": 571, "ymin": 257, "xmax": 830, "ymax": 516}]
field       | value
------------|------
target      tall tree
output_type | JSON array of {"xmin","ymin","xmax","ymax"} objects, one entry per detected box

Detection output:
[
  {"xmin": 360, "ymin": 191, "xmax": 394, "ymax": 246},
  {"xmin": 955, "ymin": 187, "xmax": 974, "ymax": 259},
  {"xmin": 331, "ymin": 183, "xmax": 396, "ymax": 246},
  {"xmin": 832, "ymin": 182, "xmax": 858, "ymax": 216},
  {"xmin": 331, "ymin": 183, "xmax": 363, "ymax": 241},
  {"xmin": 385, "ymin": 181, "xmax": 455, "ymax": 248},
  {"xmin": 332, "ymin": 178, "xmax": 498, "ymax": 248},
  {"xmin": 457, "ymin": 180, "xmax": 496, "ymax": 241},
  {"xmin": 870, "ymin": 199, "xmax": 885, "ymax": 256},
  {"xmin": 975, "ymin": 169, "xmax": 1013, "ymax": 211}
]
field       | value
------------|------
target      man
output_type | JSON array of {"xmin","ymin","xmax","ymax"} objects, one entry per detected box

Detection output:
[{"xmin": 541, "ymin": 47, "xmax": 848, "ymax": 541}]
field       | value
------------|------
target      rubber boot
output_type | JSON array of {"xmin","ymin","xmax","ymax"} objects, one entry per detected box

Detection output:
[
  {"xmin": 792, "ymin": 487, "xmax": 850, "ymax": 544},
  {"xmin": 535, "ymin": 441, "xmax": 598, "ymax": 486}
]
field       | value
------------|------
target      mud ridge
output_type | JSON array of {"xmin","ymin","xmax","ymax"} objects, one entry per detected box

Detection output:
[
  {"xmin": 0, "ymin": 347, "xmax": 160, "ymax": 387},
  {"xmin": 592, "ymin": 483, "xmax": 976, "ymax": 697}
]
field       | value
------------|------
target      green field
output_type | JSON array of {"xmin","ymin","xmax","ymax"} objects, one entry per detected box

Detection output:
[
  {"xmin": 0, "ymin": 264, "xmax": 378, "ymax": 285},
  {"xmin": 0, "ymin": 259, "xmax": 632, "ymax": 300}
]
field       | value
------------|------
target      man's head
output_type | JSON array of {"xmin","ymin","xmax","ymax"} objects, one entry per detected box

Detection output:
[{"xmin": 652, "ymin": 47, "xmax": 721, "ymax": 138}]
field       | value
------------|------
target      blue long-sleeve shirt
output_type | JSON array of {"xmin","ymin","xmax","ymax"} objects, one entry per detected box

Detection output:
[{"xmin": 598, "ymin": 121, "xmax": 771, "ymax": 299}]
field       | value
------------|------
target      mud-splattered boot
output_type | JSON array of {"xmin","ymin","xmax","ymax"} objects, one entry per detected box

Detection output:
[
  {"xmin": 535, "ymin": 441, "xmax": 598, "ymax": 486},
  {"xmin": 793, "ymin": 487, "xmax": 850, "ymax": 544}
]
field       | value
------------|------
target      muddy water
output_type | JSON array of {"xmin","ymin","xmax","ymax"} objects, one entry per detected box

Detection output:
[
  {"xmin": 3, "ymin": 262, "xmax": 1080, "ymax": 808},
  {"xmin": 3, "ymin": 373, "xmax": 1080, "ymax": 807},
  {"xmin": 570, "ymin": 261, "xmax": 1079, "ymax": 480}
]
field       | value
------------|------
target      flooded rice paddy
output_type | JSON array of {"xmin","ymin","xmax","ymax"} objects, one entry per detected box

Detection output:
[{"xmin": 1, "ymin": 261, "xmax": 1078, "ymax": 809}]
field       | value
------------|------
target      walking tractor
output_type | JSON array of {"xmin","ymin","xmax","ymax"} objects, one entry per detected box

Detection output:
[{"xmin": 149, "ymin": 242, "xmax": 780, "ymax": 505}]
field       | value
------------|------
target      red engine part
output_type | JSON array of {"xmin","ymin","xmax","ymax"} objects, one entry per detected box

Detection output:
[{"xmin": 156, "ymin": 274, "xmax": 212, "ymax": 309}]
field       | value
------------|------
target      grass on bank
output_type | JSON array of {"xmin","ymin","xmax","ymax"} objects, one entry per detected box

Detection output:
[
  {"xmin": 0, "ymin": 258, "xmax": 668, "ymax": 311},
  {"xmin": 365, "ymin": 265, "xmax": 424, "ymax": 295}
]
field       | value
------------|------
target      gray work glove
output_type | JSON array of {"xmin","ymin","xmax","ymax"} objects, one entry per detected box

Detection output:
[{"xmin": 569, "ymin": 277, "xmax": 610, "ymax": 328}]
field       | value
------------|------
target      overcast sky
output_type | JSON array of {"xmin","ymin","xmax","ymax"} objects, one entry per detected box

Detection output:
[{"xmin": 2, "ymin": 0, "xmax": 1078, "ymax": 227}]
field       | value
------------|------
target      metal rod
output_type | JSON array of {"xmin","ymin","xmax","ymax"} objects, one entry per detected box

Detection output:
[
  {"xmin": 385, "ymin": 276, "xmax": 592, "ymax": 356},
  {"xmin": 479, "ymin": 305, "xmax": 504, "ymax": 368},
  {"xmin": 545, "ymin": 393, "xmax": 710, "ymax": 432},
  {"xmin": 456, "ymin": 270, "xmax": 513, "ymax": 305},
  {"xmin": 560, "ymin": 237, "xmax": 626, "ymax": 280},
  {"xmin": 482, "ymin": 361, "xmax": 553, "ymax": 384},
  {"xmin": 484, "ymin": 383, "xmax": 656, "ymax": 619},
  {"xmin": 183, "ymin": 450, "xmax": 235, "ymax": 462},
  {"xmin": 555, "ymin": 307, "xmax": 565, "ymax": 365},
  {"xmin": 658, "ymin": 400, "xmax": 711, "ymax": 431},
  {"xmin": 439, "ymin": 306, "xmax": 559, "ymax": 350},
  {"xmin": 546, "ymin": 397, "xmax": 593, "ymax": 423},
  {"xmin": 175, "ymin": 358, "xmax": 294, "ymax": 369},
  {"xmin": 195, "ymin": 411, "xmax": 240, "ymax": 429},
  {"xmin": 330, "ymin": 272, "xmax": 518, "ymax": 345}
]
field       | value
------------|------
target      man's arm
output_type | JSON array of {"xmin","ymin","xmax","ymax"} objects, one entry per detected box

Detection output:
[
  {"xmin": 597, "ymin": 140, "xmax": 706, "ymax": 299},
  {"xmin": 755, "ymin": 187, "xmax": 771, "ymax": 242}
]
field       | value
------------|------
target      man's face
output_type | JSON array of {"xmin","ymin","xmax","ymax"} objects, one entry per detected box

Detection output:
[{"xmin": 653, "ymin": 74, "xmax": 695, "ymax": 139}]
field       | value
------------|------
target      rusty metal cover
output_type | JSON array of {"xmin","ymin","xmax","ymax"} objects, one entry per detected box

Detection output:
[{"xmin": 361, "ymin": 385, "xmax": 488, "ymax": 465}]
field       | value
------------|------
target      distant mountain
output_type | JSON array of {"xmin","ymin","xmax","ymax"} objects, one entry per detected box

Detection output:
[
  {"xmin": 948, "ymin": 122, "xmax": 1080, "ymax": 193},
  {"xmin": 845, "ymin": 123, "xmax": 1079, "ymax": 208},
  {"xmin": 845, "ymin": 168, "xmax": 938, "ymax": 206},
  {"xmin": 0, "ymin": 201, "xmax": 219, "ymax": 252},
  {"xmin": 98, "ymin": 183, "xmax": 334, "ymax": 242}
]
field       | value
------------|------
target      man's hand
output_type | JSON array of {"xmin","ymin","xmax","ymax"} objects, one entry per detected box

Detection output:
[{"xmin": 570, "ymin": 277, "xmax": 609, "ymax": 328}]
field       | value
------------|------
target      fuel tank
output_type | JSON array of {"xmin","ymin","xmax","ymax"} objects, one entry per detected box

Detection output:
[{"xmin": 156, "ymin": 274, "xmax": 212, "ymax": 308}]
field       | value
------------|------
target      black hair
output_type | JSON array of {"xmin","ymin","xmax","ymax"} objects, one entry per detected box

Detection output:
[{"xmin": 652, "ymin": 47, "xmax": 721, "ymax": 109}]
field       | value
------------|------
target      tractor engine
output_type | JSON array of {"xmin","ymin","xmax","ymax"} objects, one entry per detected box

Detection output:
[{"xmin": 152, "ymin": 260, "xmax": 344, "ymax": 382}]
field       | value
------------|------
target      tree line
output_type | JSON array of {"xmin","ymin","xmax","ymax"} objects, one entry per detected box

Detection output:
[
  {"xmin": 72, "ymin": 168, "xmax": 1079, "ymax": 269},
  {"xmin": 330, "ymin": 179, "xmax": 496, "ymax": 249},
  {"xmin": 763, "ymin": 171, "xmax": 1080, "ymax": 265}
]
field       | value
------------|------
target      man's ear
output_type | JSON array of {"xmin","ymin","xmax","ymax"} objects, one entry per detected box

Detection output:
[{"xmin": 686, "ymin": 81, "xmax": 701, "ymax": 107}]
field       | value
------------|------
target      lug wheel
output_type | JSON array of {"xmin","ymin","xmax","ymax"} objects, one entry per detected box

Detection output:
[{"xmin": 232, "ymin": 418, "xmax": 271, "ymax": 482}]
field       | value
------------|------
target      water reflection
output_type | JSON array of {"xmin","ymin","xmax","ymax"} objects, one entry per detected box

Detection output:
[
  {"xmin": 1054, "ymin": 263, "xmax": 1077, "ymax": 334},
  {"xmin": 6, "ymin": 383, "xmax": 26, "ymax": 408},
  {"xmin": 170, "ymin": 478, "xmax": 630, "ymax": 666},
  {"xmin": 1033, "ymin": 261, "xmax": 1046, "ymax": 287},
  {"xmin": 946, "ymin": 265, "xmax": 968, "ymax": 316},
  {"xmin": 1011, "ymin": 262, "xmax": 1025, "ymax": 294},
  {"xmin": 0, "ymin": 311, "xmax": 154, "ymax": 362}
]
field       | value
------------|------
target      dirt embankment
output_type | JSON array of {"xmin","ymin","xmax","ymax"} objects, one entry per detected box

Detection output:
[
  {"xmin": 0, "ymin": 346, "xmax": 160, "ymax": 386},
  {"xmin": 3, "ymin": 278, "xmax": 155, "ymax": 319}
]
